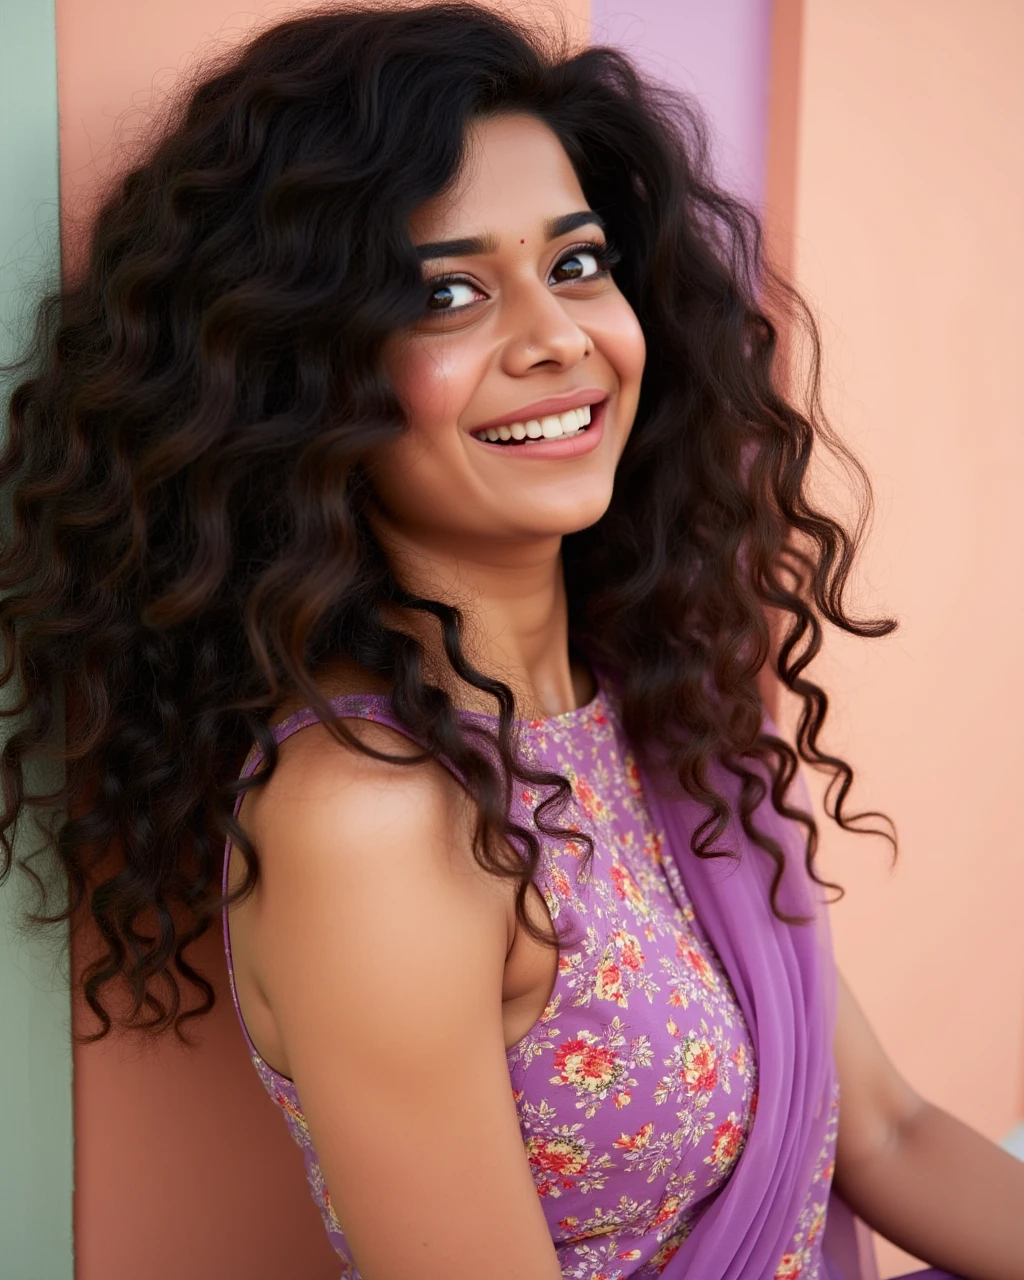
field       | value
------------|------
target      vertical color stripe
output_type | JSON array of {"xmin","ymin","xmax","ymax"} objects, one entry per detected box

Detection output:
[
  {"xmin": 589, "ymin": 0, "xmax": 773, "ymax": 207},
  {"xmin": 0, "ymin": 0, "xmax": 74, "ymax": 1276}
]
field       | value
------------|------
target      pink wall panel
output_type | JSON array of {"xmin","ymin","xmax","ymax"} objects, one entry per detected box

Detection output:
[{"xmin": 589, "ymin": 0, "xmax": 773, "ymax": 209}]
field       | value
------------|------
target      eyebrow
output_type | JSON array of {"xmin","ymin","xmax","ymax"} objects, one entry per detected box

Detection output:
[{"xmin": 414, "ymin": 209, "xmax": 607, "ymax": 261}]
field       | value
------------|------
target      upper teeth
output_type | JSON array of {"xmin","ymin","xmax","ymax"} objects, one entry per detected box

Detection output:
[{"xmin": 473, "ymin": 404, "xmax": 593, "ymax": 443}]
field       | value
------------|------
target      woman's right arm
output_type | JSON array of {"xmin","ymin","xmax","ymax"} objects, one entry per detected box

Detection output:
[{"xmin": 245, "ymin": 718, "xmax": 563, "ymax": 1280}]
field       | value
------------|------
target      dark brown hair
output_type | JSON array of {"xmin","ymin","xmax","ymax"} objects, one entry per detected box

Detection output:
[{"xmin": 0, "ymin": 2, "xmax": 896, "ymax": 1041}]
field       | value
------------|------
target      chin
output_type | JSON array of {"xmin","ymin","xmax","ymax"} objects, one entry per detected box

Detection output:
[{"xmin": 525, "ymin": 496, "xmax": 615, "ymax": 539}]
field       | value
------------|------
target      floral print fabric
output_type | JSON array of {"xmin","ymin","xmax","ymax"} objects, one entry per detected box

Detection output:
[{"xmin": 223, "ymin": 680, "xmax": 839, "ymax": 1279}]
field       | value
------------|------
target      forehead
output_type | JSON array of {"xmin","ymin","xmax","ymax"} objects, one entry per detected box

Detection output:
[{"xmin": 407, "ymin": 112, "xmax": 588, "ymax": 240}]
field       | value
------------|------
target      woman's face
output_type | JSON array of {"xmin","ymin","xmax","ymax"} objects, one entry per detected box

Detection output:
[{"xmin": 371, "ymin": 112, "xmax": 646, "ymax": 556}]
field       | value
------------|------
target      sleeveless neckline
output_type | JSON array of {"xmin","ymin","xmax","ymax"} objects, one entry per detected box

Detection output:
[
  {"xmin": 458, "ymin": 676, "xmax": 603, "ymax": 728},
  {"xmin": 268, "ymin": 668, "xmax": 604, "ymax": 741}
]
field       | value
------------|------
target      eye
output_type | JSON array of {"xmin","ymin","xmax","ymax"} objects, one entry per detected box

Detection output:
[
  {"xmin": 425, "ymin": 279, "xmax": 485, "ymax": 313},
  {"xmin": 550, "ymin": 241, "xmax": 619, "ymax": 285}
]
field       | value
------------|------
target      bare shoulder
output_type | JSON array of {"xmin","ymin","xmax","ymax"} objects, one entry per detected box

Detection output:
[
  {"xmin": 242, "ymin": 695, "xmax": 499, "ymax": 916},
  {"xmin": 231, "ymin": 681, "xmax": 560, "ymax": 1278}
]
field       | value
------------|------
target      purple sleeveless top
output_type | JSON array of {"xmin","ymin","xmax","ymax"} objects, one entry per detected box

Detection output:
[{"xmin": 222, "ymin": 677, "xmax": 840, "ymax": 1278}]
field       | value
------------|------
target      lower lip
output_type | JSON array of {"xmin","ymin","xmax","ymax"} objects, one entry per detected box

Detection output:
[{"xmin": 470, "ymin": 400, "xmax": 607, "ymax": 460}]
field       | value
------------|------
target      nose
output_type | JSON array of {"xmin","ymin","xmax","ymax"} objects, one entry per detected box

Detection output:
[{"xmin": 499, "ymin": 276, "xmax": 592, "ymax": 376}]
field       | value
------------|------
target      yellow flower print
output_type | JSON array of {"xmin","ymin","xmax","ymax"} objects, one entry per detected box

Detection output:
[
  {"xmin": 308, "ymin": 1163, "xmax": 344, "ymax": 1232},
  {"xmin": 676, "ymin": 935, "xmax": 720, "ymax": 991},
  {"xmin": 551, "ymin": 1033, "xmax": 624, "ymax": 1094},
  {"xmin": 680, "ymin": 1034, "xmax": 718, "ymax": 1095},
  {"xmin": 613, "ymin": 1121, "xmax": 655, "ymax": 1151},
  {"xmin": 525, "ymin": 1133, "xmax": 590, "ymax": 1196},
  {"xmin": 268, "ymin": 1082, "xmax": 310, "ymax": 1143},
  {"xmin": 651, "ymin": 1191, "xmax": 684, "ymax": 1228},
  {"xmin": 806, "ymin": 1203, "xmax": 827, "ymax": 1248},
  {"xmin": 609, "ymin": 860, "xmax": 646, "ymax": 911},
  {"xmin": 594, "ymin": 955, "xmax": 626, "ymax": 1005},
  {"xmin": 650, "ymin": 1224, "xmax": 690, "ymax": 1274},
  {"xmin": 643, "ymin": 828, "xmax": 664, "ymax": 864},
  {"xmin": 705, "ymin": 1113, "xmax": 746, "ymax": 1176},
  {"xmin": 611, "ymin": 928, "xmax": 645, "ymax": 971},
  {"xmin": 774, "ymin": 1252, "xmax": 803, "ymax": 1280},
  {"xmin": 550, "ymin": 865, "xmax": 573, "ymax": 899},
  {"xmin": 573, "ymin": 771, "xmax": 611, "ymax": 821}
]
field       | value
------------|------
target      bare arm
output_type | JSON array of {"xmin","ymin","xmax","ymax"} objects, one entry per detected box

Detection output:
[
  {"xmin": 833, "ymin": 967, "xmax": 1024, "ymax": 1279},
  {"xmin": 247, "ymin": 719, "xmax": 563, "ymax": 1280}
]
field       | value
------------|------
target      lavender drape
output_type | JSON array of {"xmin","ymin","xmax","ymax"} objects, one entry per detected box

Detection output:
[{"xmin": 637, "ymin": 711, "xmax": 961, "ymax": 1279}]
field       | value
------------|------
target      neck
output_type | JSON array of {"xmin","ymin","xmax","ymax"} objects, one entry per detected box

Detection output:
[{"xmin": 369, "ymin": 513, "xmax": 592, "ymax": 720}]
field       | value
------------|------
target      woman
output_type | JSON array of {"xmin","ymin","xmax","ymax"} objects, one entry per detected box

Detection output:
[{"xmin": 0, "ymin": 5, "xmax": 1018, "ymax": 1277}]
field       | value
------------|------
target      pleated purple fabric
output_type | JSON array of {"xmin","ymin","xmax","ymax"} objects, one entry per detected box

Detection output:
[{"xmin": 636, "ymin": 709, "xmax": 960, "ymax": 1280}]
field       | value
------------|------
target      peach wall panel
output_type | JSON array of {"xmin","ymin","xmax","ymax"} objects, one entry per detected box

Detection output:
[{"xmin": 787, "ymin": 1, "xmax": 1024, "ymax": 1273}]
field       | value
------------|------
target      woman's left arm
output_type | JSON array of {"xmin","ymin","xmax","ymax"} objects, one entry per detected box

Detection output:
[{"xmin": 832, "ymin": 967, "xmax": 1024, "ymax": 1280}]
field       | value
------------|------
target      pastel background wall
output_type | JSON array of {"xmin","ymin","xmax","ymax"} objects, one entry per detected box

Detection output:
[
  {"xmin": 0, "ymin": 2, "xmax": 73, "ymax": 1276},
  {"xmin": 1, "ymin": 1, "xmax": 1021, "ymax": 1277},
  {"xmin": 786, "ymin": 0, "xmax": 1024, "ymax": 1271}
]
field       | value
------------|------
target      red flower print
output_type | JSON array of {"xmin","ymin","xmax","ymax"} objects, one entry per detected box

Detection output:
[
  {"xmin": 706, "ymin": 1114, "xmax": 746, "ymax": 1175},
  {"xmin": 612, "ymin": 1121, "xmax": 654, "ymax": 1151},
  {"xmin": 594, "ymin": 958, "xmax": 625, "ymax": 1004},
  {"xmin": 676, "ymin": 939, "xmax": 719, "ymax": 991},
  {"xmin": 650, "ymin": 1230, "xmax": 688, "ymax": 1274},
  {"xmin": 774, "ymin": 1253, "xmax": 803, "ymax": 1280},
  {"xmin": 612, "ymin": 929, "xmax": 645, "ymax": 971},
  {"xmin": 643, "ymin": 829, "xmax": 664, "ymax": 863},
  {"xmin": 574, "ymin": 773, "xmax": 609, "ymax": 820},
  {"xmin": 551, "ymin": 866, "xmax": 572, "ymax": 899},
  {"xmin": 652, "ymin": 1193, "xmax": 684, "ymax": 1228},
  {"xmin": 525, "ymin": 1133, "xmax": 591, "ymax": 1196},
  {"xmin": 609, "ymin": 861, "xmax": 643, "ymax": 908},
  {"xmin": 680, "ymin": 1035, "xmax": 718, "ymax": 1094},
  {"xmin": 551, "ymin": 1035, "xmax": 623, "ymax": 1094}
]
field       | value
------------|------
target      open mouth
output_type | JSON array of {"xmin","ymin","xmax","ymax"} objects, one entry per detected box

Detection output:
[{"xmin": 471, "ymin": 401, "xmax": 597, "ymax": 446}]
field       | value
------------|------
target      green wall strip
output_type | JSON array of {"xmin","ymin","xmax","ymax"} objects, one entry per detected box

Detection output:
[{"xmin": 0, "ymin": 0, "xmax": 74, "ymax": 1275}]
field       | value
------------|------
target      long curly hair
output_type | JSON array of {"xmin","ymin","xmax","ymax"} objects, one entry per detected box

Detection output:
[{"xmin": 0, "ymin": 2, "xmax": 896, "ymax": 1042}]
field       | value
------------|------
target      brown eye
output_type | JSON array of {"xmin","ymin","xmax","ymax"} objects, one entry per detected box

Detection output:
[
  {"xmin": 550, "ymin": 249, "xmax": 601, "ymax": 284},
  {"xmin": 425, "ymin": 279, "xmax": 483, "ymax": 312},
  {"xmin": 427, "ymin": 284, "xmax": 455, "ymax": 311}
]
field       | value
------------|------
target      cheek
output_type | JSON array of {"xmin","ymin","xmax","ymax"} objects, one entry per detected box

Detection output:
[
  {"xmin": 594, "ymin": 295, "xmax": 646, "ymax": 389},
  {"xmin": 384, "ymin": 333, "xmax": 481, "ymax": 436}
]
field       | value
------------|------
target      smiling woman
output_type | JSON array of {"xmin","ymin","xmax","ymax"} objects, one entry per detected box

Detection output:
[
  {"xmin": 368, "ymin": 112, "xmax": 645, "ymax": 578},
  {"xmin": 0, "ymin": 3, "xmax": 1015, "ymax": 1279}
]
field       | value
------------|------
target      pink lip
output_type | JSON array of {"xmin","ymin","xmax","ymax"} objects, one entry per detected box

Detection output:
[
  {"xmin": 468, "ymin": 388, "xmax": 609, "ymax": 434},
  {"xmin": 470, "ymin": 398, "xmax": 607, "ymax": 461}
]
